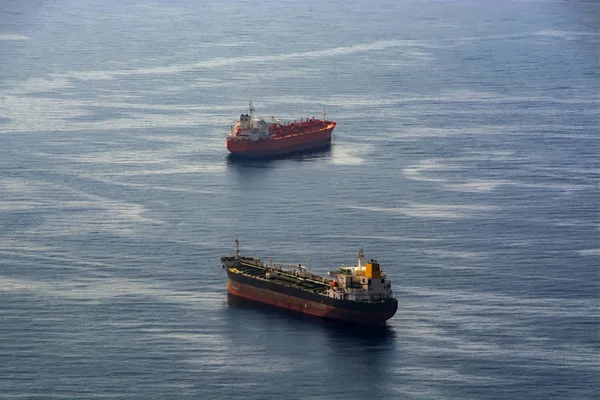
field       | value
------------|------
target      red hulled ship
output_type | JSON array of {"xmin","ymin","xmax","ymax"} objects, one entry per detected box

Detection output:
[
  {"xmin": 221, "ymin": 240, "xmax": 398, "ymax": 326},
  {"xmin": 226, "ymin": 103, "xmax": 337, "ymax": 157}
]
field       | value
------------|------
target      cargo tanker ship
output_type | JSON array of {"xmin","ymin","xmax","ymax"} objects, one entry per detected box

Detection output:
[
  {"xmin": 226, "ymin": 103, "xmax": 337, "ymax": 157},
  {"xmin": 221, "ymin": 240, "xmax": 398, "ymax": 326}
]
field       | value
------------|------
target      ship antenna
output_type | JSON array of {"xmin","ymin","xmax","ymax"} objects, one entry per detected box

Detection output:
[
  {"xmin": 307, "ymin": 257, "xmax": 312, "ymax": 273},
  {"xmin": 249, "ymin": 102, "xmax": 255, "ymax": 120},
  {"xmin": 235, "ymin": 239, "xmax": 240, "ymax": 260},
  {"xmin": 322, "ymin": 106, "xmax": 326, "ymax": 122}
]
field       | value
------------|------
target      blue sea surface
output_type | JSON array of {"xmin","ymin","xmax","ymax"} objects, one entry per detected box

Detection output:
[{"xmin": 0, "ymin": 1, "xmax": 598, "ymax": 399}]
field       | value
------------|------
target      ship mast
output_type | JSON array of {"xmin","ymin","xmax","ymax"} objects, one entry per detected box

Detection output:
[
  {"xmin": 322, "ymin": 107, "xmax": 326, "ymax": 122},
  {"xmin": 357, "ymin": 249, "xmax": 365, "ymax": 269},
  {"xmin": 249, "ymin": 102, "xmax": 255, "ymax": 121},
  {"xmin": 235, "ymin": 239, "xmax": 240, "ymax": 260}
]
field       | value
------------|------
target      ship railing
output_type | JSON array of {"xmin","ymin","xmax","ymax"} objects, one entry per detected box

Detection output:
[
  {"xmin": 329, "ymin": 269, "xmax": 354, "ymax": 276},
  {"xmin": 263, "ymin": 273, "xmax": 330, "ymax": 292},
  {"xmin": 367, "ymin": 295, "xmax": 393, "ymax": 302},
  {"xmin": 265, "ymin": 278, "xmax": 327, "ymax": 293},
  {"xmin": 268, "ymin": 271, "xmax": 330, "ymax": 288}
]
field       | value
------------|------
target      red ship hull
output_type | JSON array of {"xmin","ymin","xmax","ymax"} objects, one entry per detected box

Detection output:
[
  {"xmin": 227, "ymin": 279, "xmax": 394, "ymax": 326},
  {"xmin": 226, "ymin": 122, "xmax": 336, "ymax": 158}
]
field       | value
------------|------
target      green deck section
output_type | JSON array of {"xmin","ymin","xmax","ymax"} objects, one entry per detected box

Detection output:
[{"xmin": 234, "ymin": 259, "xmax": 331, "ymax": 294}]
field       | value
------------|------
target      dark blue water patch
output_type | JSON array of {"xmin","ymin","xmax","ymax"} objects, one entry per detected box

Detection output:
[
  {"xmin": 67, "ymin": 105, "xmax": 156, "ymax": 122},
  {"xmin": 71, "ymin": 112, "xmax": 134, "ymax": 122},
  {"xmin": 0, "ymin": 208, "xmax": 47, "ymax": 234}
]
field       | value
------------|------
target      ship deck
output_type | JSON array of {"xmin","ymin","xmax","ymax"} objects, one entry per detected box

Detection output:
[{"xmin": 232, "ymin": 259, "xmax": 331, "ymax": 294}]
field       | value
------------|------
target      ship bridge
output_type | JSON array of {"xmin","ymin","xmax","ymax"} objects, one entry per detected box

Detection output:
[{"xmin": 327, "ymin": 250, "xmax": 394, "ymax": 302}]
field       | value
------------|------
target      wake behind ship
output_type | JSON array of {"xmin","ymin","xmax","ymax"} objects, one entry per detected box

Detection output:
[
  {"xmin": 226, "ymin": 103, "xmax": 337, "ymax": 158},
  {"xmin": 221, "ymin": 240, "xmax": 398, "ymax": 326}
]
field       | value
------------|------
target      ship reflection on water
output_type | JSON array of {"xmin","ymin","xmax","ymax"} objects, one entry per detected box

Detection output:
[
  {"xmin": 224, "ymin": 145, "xmax": 333, "ymax": 187},
  {"xmin": 225, "ymin": 143, "xmax": 332, "ymax": 165},
  {"xmin": 226, "ymin": 293, "xmax": 396, "ymax": 340},
  {"xmin": 226, "ymin": 293, "xmax": 396, "ymax": 393}
]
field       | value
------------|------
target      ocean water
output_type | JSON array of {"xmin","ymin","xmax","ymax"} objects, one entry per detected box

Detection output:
[{"xmin": 1, "ymin": 0, "xmax": 598, "ymax": 399}]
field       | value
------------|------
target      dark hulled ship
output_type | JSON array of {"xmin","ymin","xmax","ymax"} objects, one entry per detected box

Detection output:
[{"xmin": 221, "ymin": 240, "xmax": 398, "ymax": 326}]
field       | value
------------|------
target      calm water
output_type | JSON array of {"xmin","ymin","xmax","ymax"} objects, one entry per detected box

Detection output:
[{"xmin": 1, "ymin": 1, "xmax": 598, "ymax": 399}]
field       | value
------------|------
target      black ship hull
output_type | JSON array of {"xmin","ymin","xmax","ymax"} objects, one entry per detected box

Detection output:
[{"xmin": 226, "ymin": 268, "xmax": 398, "ymax": 326}]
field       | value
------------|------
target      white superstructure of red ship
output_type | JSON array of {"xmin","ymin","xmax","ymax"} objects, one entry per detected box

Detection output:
[{"xmin": 226, "ymin": 103, "xmax": 337, "ymax": 157}]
